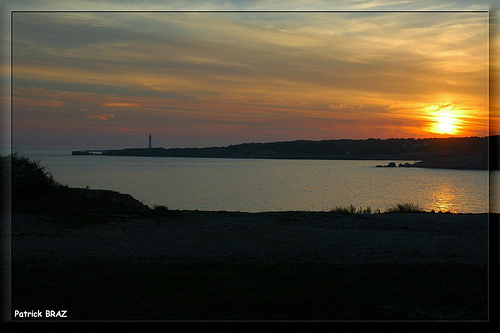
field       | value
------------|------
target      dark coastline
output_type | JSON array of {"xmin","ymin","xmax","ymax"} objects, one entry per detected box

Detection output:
[{"xmin": 73, "ymin": 135, "xmax": 499, "ymax": 170}]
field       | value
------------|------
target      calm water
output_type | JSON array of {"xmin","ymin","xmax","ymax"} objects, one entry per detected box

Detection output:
[{"xmin": 14, "ymin": 146, "xmax": 498, "ymax": 213}]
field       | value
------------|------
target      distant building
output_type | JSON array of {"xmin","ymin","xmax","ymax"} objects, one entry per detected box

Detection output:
[{"xmin": 148, "ymin": 134, "xmax": 152, "ymax": 149}]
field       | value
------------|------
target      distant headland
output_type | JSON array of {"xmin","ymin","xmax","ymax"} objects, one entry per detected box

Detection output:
[{"xmin": 72, "ymin": 135, "xmax": 499, "ymax": 170}]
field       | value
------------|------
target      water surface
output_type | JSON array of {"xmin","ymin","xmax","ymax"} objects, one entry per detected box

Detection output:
[{"xmin": 15, "ymin": 146, "xmax": 496, "ymax": 213}]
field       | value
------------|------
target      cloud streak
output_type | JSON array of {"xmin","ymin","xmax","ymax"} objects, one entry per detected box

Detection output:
[{"xmin": 85, "ymin": 114, "xmax": 114, "ymax": 120}]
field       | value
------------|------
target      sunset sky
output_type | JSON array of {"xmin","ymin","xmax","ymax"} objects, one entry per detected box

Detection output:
[{"xmin": 2, "ymin": 1, "xmax": 498, "ymax": 149}]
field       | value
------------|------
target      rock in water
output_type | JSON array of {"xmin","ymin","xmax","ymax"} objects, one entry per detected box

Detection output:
[{"xmin": 376, "ymin": 162, "xmax": 396, "ymax": 167}]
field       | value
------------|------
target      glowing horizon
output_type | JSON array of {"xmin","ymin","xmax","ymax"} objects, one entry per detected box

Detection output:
[{"xmin": 10, "ymin": 10, "xmax": 491, "ymax": 148}]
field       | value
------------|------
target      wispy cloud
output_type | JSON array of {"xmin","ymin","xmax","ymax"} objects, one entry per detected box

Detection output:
[
  {"xmin": 85, "ymin": 114, "xmax": 114, "ymax": 120},
  {"xmin": 102, "ymin": 103, "xmax": 143, "ymax": 107},
  {"xmin": 330, "ymin": 104, "xmax": 363, "ymax": 111}
]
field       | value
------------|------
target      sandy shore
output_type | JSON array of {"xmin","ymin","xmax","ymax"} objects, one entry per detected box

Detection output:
[{"xmin": 10, "ymin": 211, "xmax": 492, "ymax": 266}]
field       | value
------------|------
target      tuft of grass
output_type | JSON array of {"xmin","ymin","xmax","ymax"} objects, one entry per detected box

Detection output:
[
  {"xmin": 329, "ymin": 202, "xmax": 429, "ymax": 214},
  {"xmin": 330, "ymin": 205, "xmax": 381, "ymax": 214},
  {"xmin": 330, "ymin": 204, "xmax": 356, "ymax": 214},
  {"xmin": 386, "ymin": 202, "xmax": 426, "ymax": 214}
]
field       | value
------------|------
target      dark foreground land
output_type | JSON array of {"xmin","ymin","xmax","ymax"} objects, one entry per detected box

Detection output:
[{"xmin": 9, "ymin": 210, "xmax": 494, "ymax": 329}]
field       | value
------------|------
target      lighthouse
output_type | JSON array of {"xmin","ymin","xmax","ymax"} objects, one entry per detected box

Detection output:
[{"xmin": 148, "ymin": 134, "xmax": 152, "ymax": 149}]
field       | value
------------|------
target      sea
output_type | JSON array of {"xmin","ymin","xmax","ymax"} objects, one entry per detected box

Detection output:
[{"xmin": 11, "ymin": 146, "xmax": 499, "ymax": 214}]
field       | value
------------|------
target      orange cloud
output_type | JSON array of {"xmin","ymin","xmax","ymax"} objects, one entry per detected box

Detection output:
[
  {"xmin": 102, "ymin": 102, "xmax": 143, "ymax": 107},
  {"xmin": 85, "ymin": 114, "xmax": 114, "ymax": 120}
]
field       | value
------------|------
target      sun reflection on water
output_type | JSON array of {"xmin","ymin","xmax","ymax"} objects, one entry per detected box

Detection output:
[{"xmin": 429, "ymin": 184, "xmax": 458, "ymax": 213}]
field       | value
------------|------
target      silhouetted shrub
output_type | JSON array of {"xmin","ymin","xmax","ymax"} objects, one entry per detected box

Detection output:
[{"xmin": 8, "ymin": 153, "xmax": 62, "ymax": 201}]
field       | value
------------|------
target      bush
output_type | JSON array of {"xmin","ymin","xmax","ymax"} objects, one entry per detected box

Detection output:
[
  {"xmin": 153, "ymin": 205, "xmax": 169, "ymax": 212},
  {"xmin": 6, "ymin": 153, "xmax": 61, "ymax": 200}
]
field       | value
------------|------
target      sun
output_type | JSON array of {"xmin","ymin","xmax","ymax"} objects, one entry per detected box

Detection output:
[
  {"xmin": 427, "ymin": 106, "xmax": 461, "ymax": 135},
  {"xmin": 435, "ymin": 113, "xmax": 457, "ymax": 134}
]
